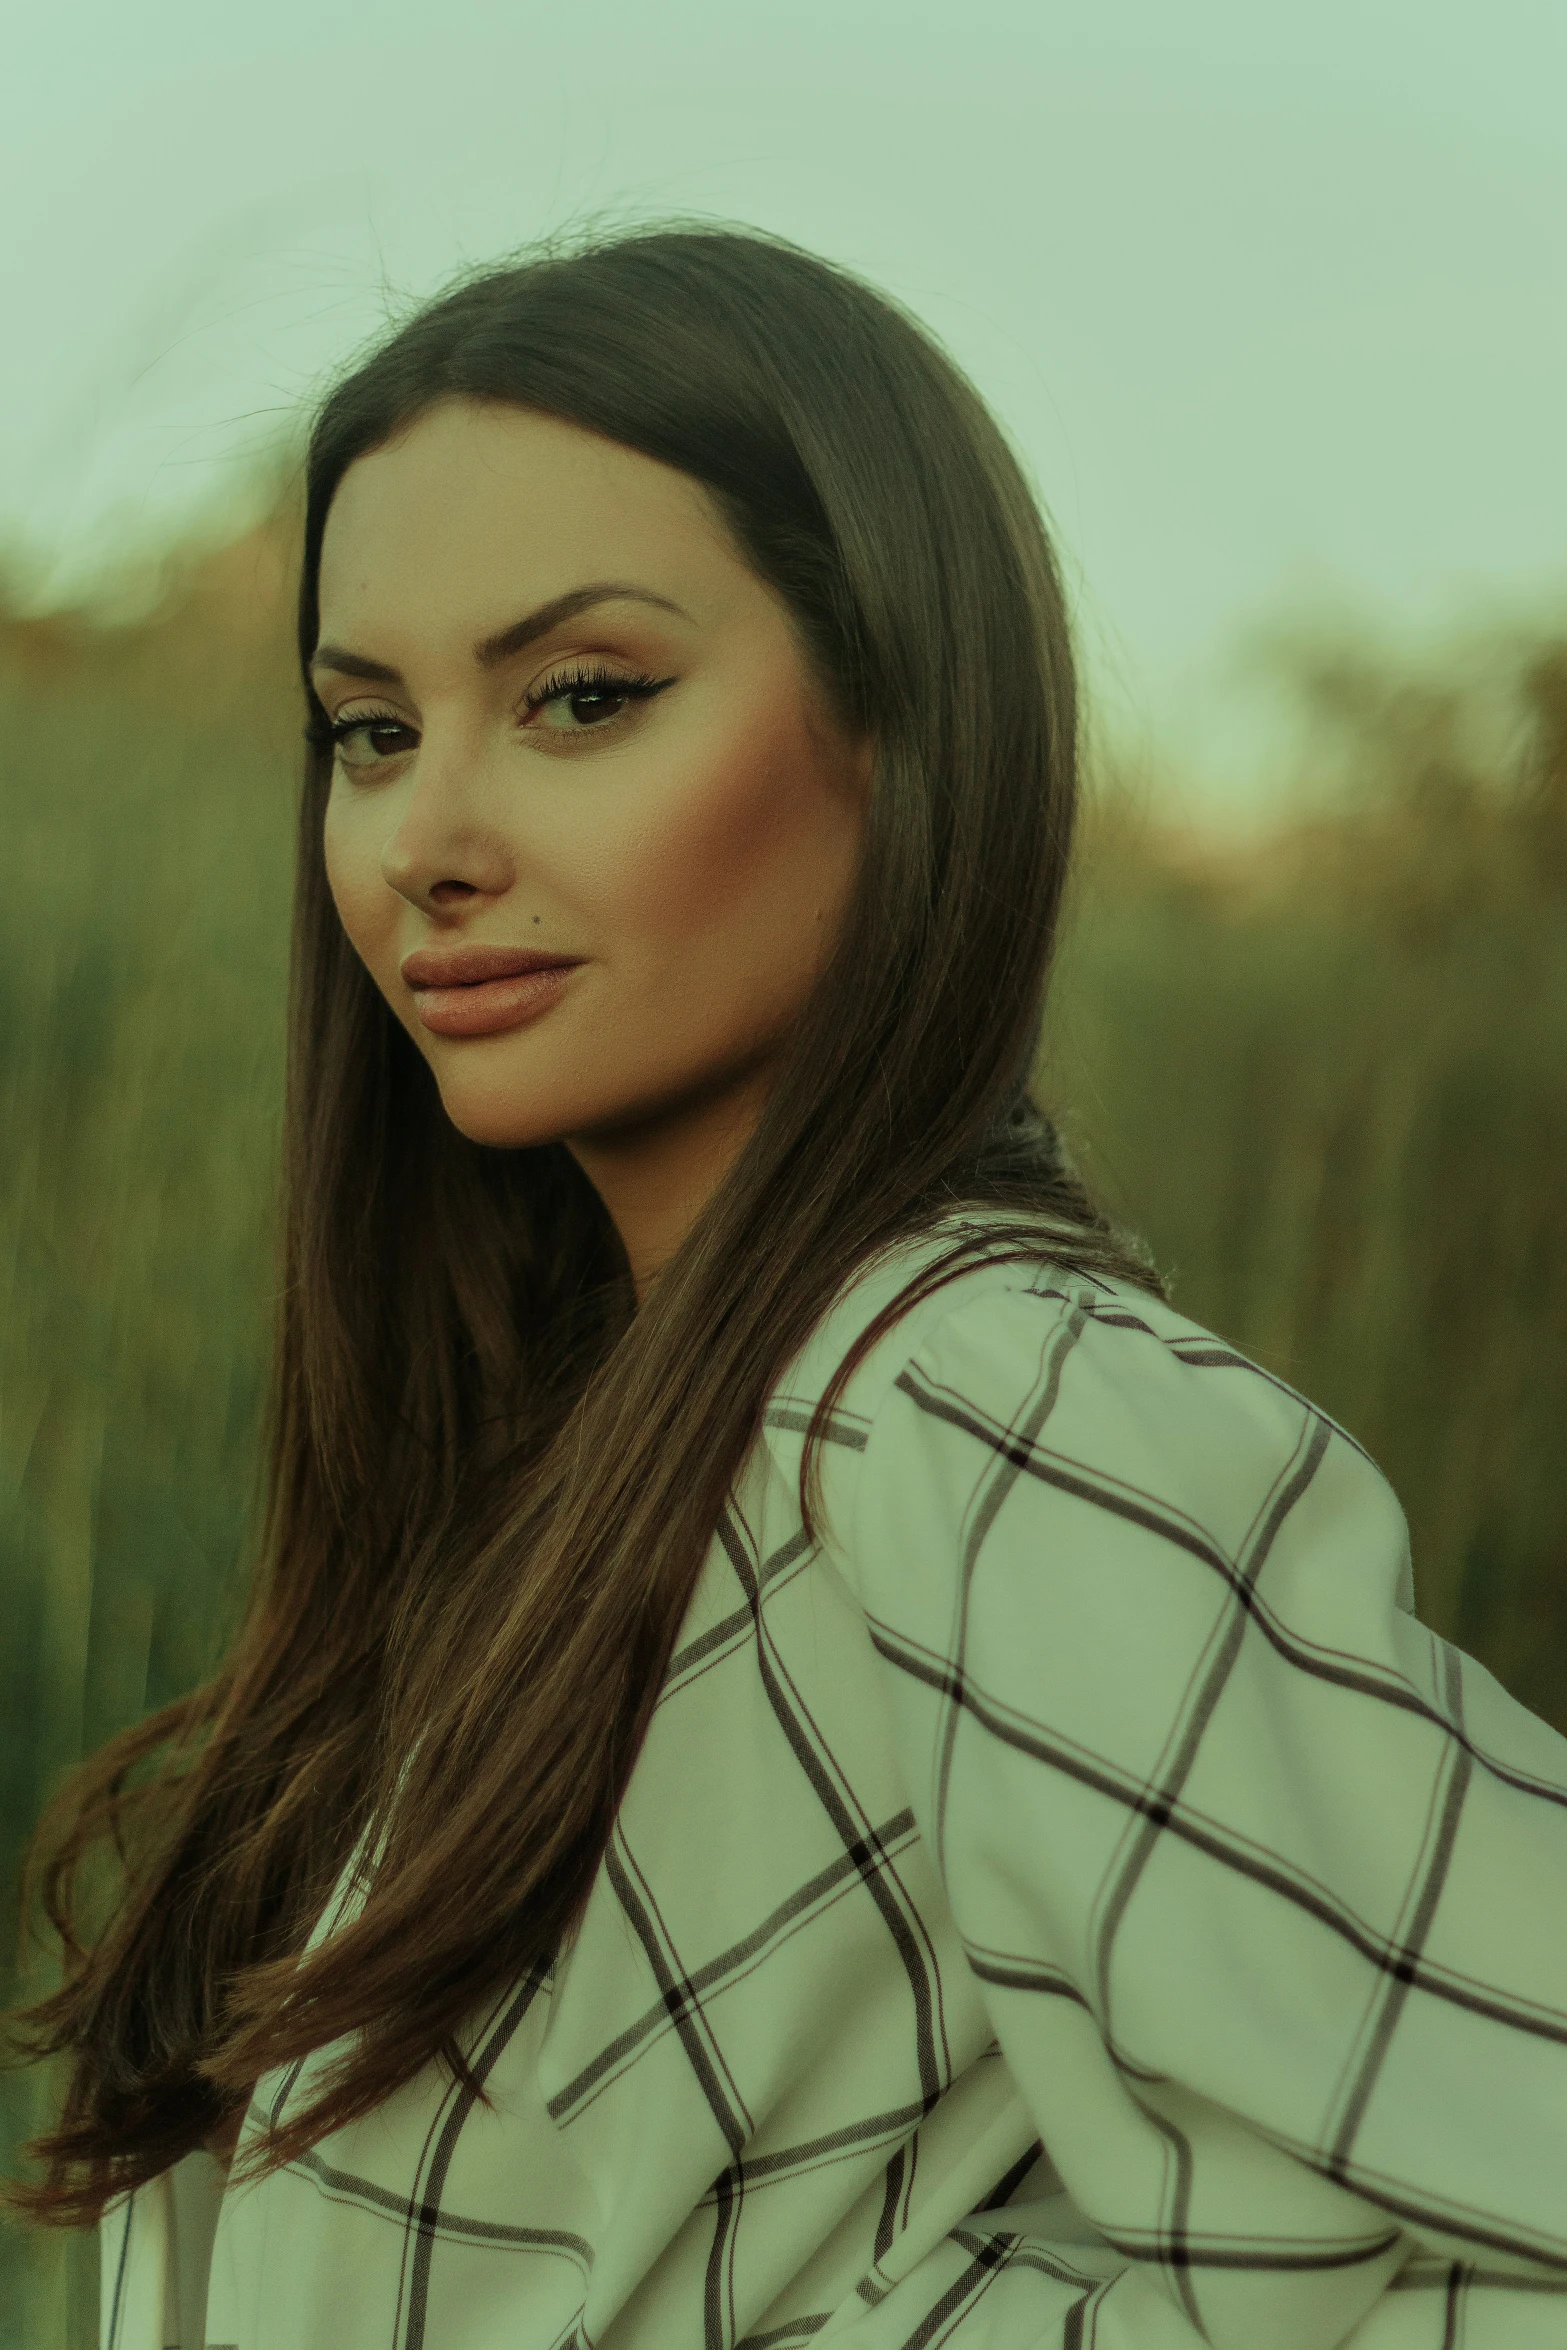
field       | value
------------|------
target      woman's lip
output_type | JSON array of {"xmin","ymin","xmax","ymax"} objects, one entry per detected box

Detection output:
[
  {"xmin": 412, "ymin": 963, "xmax": 582, "ymax": 1038},
  {"xmin": 401, "ymin": 947, "xmax": 583, "ymax": 988}
]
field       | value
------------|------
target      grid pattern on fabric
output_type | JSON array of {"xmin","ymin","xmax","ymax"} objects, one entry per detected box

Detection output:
[
  {"xmin": 828, "ymin": 1269, "xmax": 1567, "ymax": 2346},
  {"xmin": 100, "ymin": 1233, "xmax": 1567, "ymax": 2350}
]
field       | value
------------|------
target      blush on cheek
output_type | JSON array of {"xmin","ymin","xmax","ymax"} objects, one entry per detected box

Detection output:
[{"xmin": 632, "ymin": 706, "xmax": 828, "ymax": 936}]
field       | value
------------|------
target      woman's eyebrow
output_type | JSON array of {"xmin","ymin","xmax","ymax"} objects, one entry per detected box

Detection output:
[{"xmin": 310, "ymin": 581, "xmax": 692, "ymax": 684}]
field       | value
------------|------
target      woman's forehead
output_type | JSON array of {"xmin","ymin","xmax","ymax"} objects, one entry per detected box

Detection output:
[
  {"xmin": 316, "ymin": 404, "xmax": 749, "ymax": 650},
  {"xmin": 324, "ymin": 405, "xmax": 713, "ymax": 561}
]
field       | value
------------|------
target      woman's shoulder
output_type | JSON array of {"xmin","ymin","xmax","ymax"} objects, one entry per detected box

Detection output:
[
  {"xmin": 766, "ymin": 1212, "xmax": 1415, "ymax": 1620},
  {"xmin": 764, "ymin": 1212, "xmax": 1090, "ymax": 1447},
  {"xmin": 771, "ymin": 1210, "xmax": 1335, "ymax": 1458},
  {"xmin": 873, "ymin": 1249, "xmax": 1363, "ymax": 1478}
]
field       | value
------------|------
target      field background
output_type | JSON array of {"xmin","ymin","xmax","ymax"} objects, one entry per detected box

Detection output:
[{"xmin": 3, "ymin": 491, "xmax": 1565, "ymax": 2347}]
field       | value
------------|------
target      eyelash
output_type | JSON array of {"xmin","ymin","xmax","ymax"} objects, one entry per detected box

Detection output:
[{"xmin": 316, "ymin": 659, "xmax": 671, "ymax": 762}]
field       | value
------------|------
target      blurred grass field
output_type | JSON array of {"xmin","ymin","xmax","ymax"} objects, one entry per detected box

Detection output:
[{"xmin": 3, "ymin": 491, "xmax": 1565, "ymax": 2346}]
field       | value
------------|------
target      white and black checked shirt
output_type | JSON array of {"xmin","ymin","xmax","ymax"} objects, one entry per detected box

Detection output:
[{"xmin": 103, "ymin": 1218, "xmax": 1567, "ymax": 2349}]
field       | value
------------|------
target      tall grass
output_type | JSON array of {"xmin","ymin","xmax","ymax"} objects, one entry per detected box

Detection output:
[
  {"xmin": 0, "ymin": 515, "xmax": 299, "ymax": 2344},
  {"xmin": 1047, "ymin": 630, "xmax": 1567, "ymax": 1712},
  {"xmin": 2, "ymin": 499, "xmax": 1564, "ymax": 2348}
]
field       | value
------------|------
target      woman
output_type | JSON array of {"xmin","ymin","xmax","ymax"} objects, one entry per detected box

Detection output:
[{"xmin": 8, "ymin": 223, "xmax": 1566, "ymax": 2349}]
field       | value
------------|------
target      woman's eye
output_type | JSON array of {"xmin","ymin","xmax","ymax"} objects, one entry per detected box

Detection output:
[
  {"xmin": 534, "ymin": 684, "xmax": 635, "ymax": 732},
  {"xmin": 330, "ymin": 715, "xmax": 415, "ymax": 769},
  {"xmin": 526, "ymin": 667, "xmax": 672, "ymax": 737},
  {"xmin": 325, "ymin": 669, "xmax": 671, "ymax": 769}
]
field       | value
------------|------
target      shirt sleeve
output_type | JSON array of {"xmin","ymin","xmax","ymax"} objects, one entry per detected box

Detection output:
[{"xmin": 840, "ymin": 1272, "xmax": 1567, "ymax": 2348}]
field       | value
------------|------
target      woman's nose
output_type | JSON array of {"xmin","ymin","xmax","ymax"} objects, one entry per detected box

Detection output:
[{"xmin": 377, "ymin": 732, "xmax": 516, "ymax": 907}]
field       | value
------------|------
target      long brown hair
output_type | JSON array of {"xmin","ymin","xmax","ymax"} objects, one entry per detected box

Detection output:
[{"xmin": 6, "ymin": 219, "xmax": 1162, "ymax": 2226}]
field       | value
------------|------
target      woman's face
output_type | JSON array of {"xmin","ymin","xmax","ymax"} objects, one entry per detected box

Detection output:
[{"xmin": 315, "ymin": 397, "xmax": 870, "ymax": 1280}]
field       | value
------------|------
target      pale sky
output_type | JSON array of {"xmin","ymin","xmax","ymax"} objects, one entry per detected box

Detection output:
[{"xmin": 4, "ymin": 0, "xmax": 1564, "ymax": 814}]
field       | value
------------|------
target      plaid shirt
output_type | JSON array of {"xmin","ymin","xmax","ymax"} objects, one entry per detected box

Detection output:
[{"xmin": 103, "ymin": 1220, "xmax": 1567, "ymax": 2349}]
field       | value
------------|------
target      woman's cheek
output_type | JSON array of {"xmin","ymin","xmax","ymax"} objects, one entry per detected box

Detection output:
[
  {"xmin": 621, "ymin": 734, "xmax": 803, "ymax": 938},
  {"xmin": 321, "ymin": 802, "xmax": 386, "ymax": 970},
  {"xmin": 321, "ymin": 786, "xmax": 353, "ymax": 898}
]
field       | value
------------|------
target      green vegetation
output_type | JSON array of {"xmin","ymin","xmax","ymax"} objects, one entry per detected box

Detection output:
[
  {"xmin": 0, "ymin": 515, "xmax": 300, "ymax": 2344},
  {"xmin": 2, "ymin": 499, "xmax": 1564, "ymax": 2346},
  {"xmin": 1048, "ymin": 628, "xmax": 1567, "ymax": 1715}
]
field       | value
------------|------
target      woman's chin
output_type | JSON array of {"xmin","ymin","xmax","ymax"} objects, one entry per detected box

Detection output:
[{"xmin": 435, "ymin": 1085, "xmax": 571, "ymax": 1154}]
